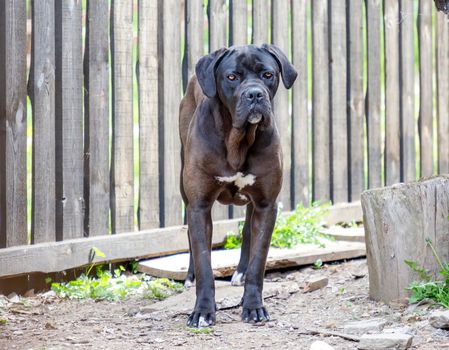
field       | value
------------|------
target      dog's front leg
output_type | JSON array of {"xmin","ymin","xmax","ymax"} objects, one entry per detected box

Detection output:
[
  {"xmin": 241, "ymin": 201, "xmax": 277, "ymax": 323},
  {"xmin": 186, "ymin": 202, "xmax": 216, "ymax": 327}
]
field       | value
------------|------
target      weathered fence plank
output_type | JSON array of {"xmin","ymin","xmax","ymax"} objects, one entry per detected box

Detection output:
[
  {"xmin": 400, "ymin": 0, "xmax": 415, "ymax": 183},
  {"xmin": 384, "ymin": 0, "xmax": 401, "ymax": 186},
  {"xmin": 29, "ymin": 0, "xmax": 56, "ymax": 244},
  {"xmin": 159, "ymin": 0, "xmax": 183, "ymax": 226},
  {"xmin": 272, "ymin": 0, "xmax": 291, "ymax": 209},
  {"xmin": 138, "ymin": 0, "xmax": 160, "ymax": 230},
  {"xmin": 252, "ymin": 0, "xmax": 269, "ymax": 45},
  {"xmin": 55, "ymin": 0, "xmax": 83, "ymax": 240},
  {"xmin": 0, "ymin": 0, "xmax": 27, "ymax": 248},
  {"xmin": 330, "ymin": 0, "xmax": 348, "ymax": 203},
  {"xmin": 292, "ymin": 0, "xmax": 309, "ymax": 207},
  {"xmin": 208, "ymin": 0, "xmax": 227, "ymax": 52},
  {"xmin": 84, "ymin": 0, "xmax": 110, "ymax": 237},
  {"xmin": 348, "ymin": 0, "xmax": 364, "ymax": 201},
  {"xmin": 366, "ymin": 0, "xmax": 382, "ymax": 189},
  {"xmin": 312, "ymin": 0, "xmax": 330, "ymax": 202},
  {"xmin": 230, "ymin": 0, "xmax": 247, "ymax": 46},
  {"xmin": 436, "ymin": 11, "xmax": 449, "ymax": 173},
  {"xmin": 110, "ymin": 0, "xmax": 134, "ymax": 233},
  {"xmin": 418, "ymin": 0, "xmax": 433, "ymax": 177}
]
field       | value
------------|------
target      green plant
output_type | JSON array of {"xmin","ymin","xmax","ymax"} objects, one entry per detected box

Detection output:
[
  {"xmin": 144, "ymin": 278, "xmax": 183, "ymax": 300},
  {"xmin": 0, "ymin": 318, "xmax": 7, "ymax": 325},
  {"xmin": 406, "ymin": 239, "xmax": 449, "ymax": 308},
  {"xmin": 186, "ymin": 326, "xmax": 214, "ymax": 334},
  {"xmin": 313, "ymin": 259, "xmax": 323, "ymax": 269}
]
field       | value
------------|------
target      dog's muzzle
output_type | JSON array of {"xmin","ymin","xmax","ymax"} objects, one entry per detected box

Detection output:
[
  {"xmin": 234, "ymin": 85, "xmax": 271, "ymax": 128},
  {"xmin": 248, "ymin": 113, "xmax": 263, "ymax": 124}
]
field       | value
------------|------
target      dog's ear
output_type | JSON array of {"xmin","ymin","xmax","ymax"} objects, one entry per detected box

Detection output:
[
  {"xmin": 262, "ymin": 44, "xmax": 298, "ymax": 89},
  {"xmin": 195, "ymin": 47, "xmax": 229, "ymax": 98}
]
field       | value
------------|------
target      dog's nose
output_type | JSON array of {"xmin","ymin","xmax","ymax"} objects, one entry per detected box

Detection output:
[{"xmin": 244, "ymin": 88, "xmax": 264, "ymax": 103}]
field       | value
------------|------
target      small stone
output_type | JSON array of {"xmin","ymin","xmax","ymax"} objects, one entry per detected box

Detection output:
[
  {"xmin": 358, "ymin": 333, "xmax": 413, "ymax": 349},
  {"xmin": 303, "ymin": 277, "xmax": 329, "ymax": 293},
  {"xmin": 310, "ymin": 340, "xmax": 335, "ymax": 350},
  {"xmin": 23, "ymin": 289, "xmax": 35, "ymax": 298},
  {"xmin": 343, "ymin": 318, "xmax": 387, "ymax": 334},
  {"xmin": 429, "ymin": 310, "xmax": 449, "ymax": 329}
]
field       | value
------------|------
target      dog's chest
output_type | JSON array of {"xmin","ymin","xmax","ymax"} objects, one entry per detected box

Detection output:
[{"xmin": 215, "ymin": 172, "xmax": 256, "ymax": 190}]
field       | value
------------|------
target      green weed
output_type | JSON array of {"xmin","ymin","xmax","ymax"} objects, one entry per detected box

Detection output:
[
  {"xmin": 0, "ymin": 318, "xmax": 7, "ymax": 325},
  {"xmin": 186, "ymin": 326, "xmax": 214, "ymax": 334}
]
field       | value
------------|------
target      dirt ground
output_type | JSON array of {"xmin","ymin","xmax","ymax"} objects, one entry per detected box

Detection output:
[{"xmin": 1, "ymin": 258, "xmax": 448, "ymax": 350}]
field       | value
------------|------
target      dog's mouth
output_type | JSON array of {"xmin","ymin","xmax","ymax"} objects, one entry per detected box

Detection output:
[{"xmin": 247, "ymin": 113, "xmax": 263, "ymax": 124}]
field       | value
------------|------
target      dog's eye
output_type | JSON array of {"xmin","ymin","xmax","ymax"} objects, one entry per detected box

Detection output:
[
  {"xmin": 263, "ymin": 72, "xmax": 273, "ymax": 79},
  {"xmin": 227, "ymin": 74, "xmax": 237, "ymax": 81}
]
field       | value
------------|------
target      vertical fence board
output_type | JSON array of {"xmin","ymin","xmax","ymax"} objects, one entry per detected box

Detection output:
[
  {"xmin": 400, "ymin": 0, "xmax": 415, "ymax": 182},
  {"xmin": 0, "ymin": 0, "xmax": 27, "ymax": 248},
  {"xmin": 111, "ymin": 0, "xmax": 134, "ymax": 233},
  {"xmin": 292, "ymin": 0, "xmax": 308, "ymax": 207},
  {"xmin": 159, "ymin": 0, "xmax": 182, "ymax": 226},
  {"xmin": 208, "ymin": 0, "xmax": 229, "ymax": 220},
  {"xmin": 272, "ymin": 0, "xmax": 291, "ymax": 209},
  {"xmin": 230, "ymin": 0, "xmax": 247, "ymax": 46},
  {"xmin": 208, "ymin": 0, "xmax": 227, "ymax": 52},
  {"xmin": 55, "ymin": 0, "xmax": 83, "ymax": 240},
  {"xmin": 348, "ymin": 0, "xmax": 364, "ymax": 201},
  {"xmin": 84, "ymin": 0, "xmax": 110, "ymax": 237},
  {"xmin": 330, "ymin": 0, "xmax": 348, "ymax": 203},
  {"xmin": 436, "ymin": 11, "xmax": 449, "ymax": 173},
  {"xmin": 252, "ymin": 0, "xmax": 269, "ymax": 45},
  {"xmin": 365, "ymin": 0, "xmax": 382, "ymax": 189},
  {"xmin": 312, "ymin": 0, "xmax": 330, "ymax": 202},
  {"xmin": 29, "ymin": 0, "xmax": 56, "ymax": 244},
  {"xmin": 138, "ymin": 0, "xmax": 160, "ymax": 229},
  {"xmin": 384, "ymin": 0, "xmax": 400, "ymax": 186},
  {"xmin": 418, "ymin": 0, "xmax": 433, "ymax": 177}
]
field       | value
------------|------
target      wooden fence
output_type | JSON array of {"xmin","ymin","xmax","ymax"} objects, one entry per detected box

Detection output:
[{"xmin": 0, "ymin": 0, "xmax": 448, "ymax": 279}]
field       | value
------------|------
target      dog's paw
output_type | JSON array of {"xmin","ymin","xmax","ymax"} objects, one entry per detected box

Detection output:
[
  {"xmin": 231, "ymin": 271, "xmax": 245, "ymax": 286},
  {"xmin": 184, "ymin": 278, "xmax": 195, "ymax": 288},
  {"xmin": 241, "ymin": 306, "xmax": 269, "ymax": 323},
  {"xmin": 187, "ymin": 311, "xmax": 216, "ymax": 328}
]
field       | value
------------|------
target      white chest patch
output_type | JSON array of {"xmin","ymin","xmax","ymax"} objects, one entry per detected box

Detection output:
[{"xmin": 215, "ymin": 172, "xmax": 256, "ymax": 190}]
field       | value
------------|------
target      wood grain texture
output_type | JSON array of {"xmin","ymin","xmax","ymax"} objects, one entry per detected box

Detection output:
[
  {"xmin": 330, "ymin": 0, "xmax": 348, "ymax": 203},
  {"xmin": 312, "ymin": 0, "xmax": 330, "ymax": 202},
  {"xmin": 436, "ymin": 11, "xmax": 449, "ymax": 174},
  {"xmin": 29, "ymin": 0, "xmax": 56, "ymax": 244},
  {"xmin": 110, "ymin": 0, "xmax": 134, "ymax": 233},
  {"xmin": 366, "ymin": 0, "xmax": 382, "ymax": 189},
  {"xmin": 252, "ymin": 0, "xmax": 269, "ymax": 45},
  {"xmin": 230, "ymin": 0, "xmax": 247, "ymax": 46},
  {"xmin": 418, "ymin": 0, "xmax": 433, "ymax": 177},
  {"xmin": 272, "ymin": 0, "xmax": 291, "ymax": 209},
  {"xmin": 0, "ymin": 0, "xmax": 27, "ymax": 248},
  {"xmin": 55, "ymin": 0, "xmax": 84, "ymax": 240},
  {"xmin": 159, "ymin": 0, "xmax": 183, "ymax": 226},
  {"xmin": 348, "ymin": 0, "xmax": 364, "ymax": 201},
  {"xmin": 292, "ymin": 0, "xmax": 309, "ymax": 207},
  {"xmin": 362, "ymin": 176, "xmax": 449, "ymax": 302},
  {"xmin": 384, "ymin": 0, "xmax": 401, "ymax": 186},
  {"xmin": 400, "ymin": 0, "xmax": 415, "ymax": 183},
  {"xmin": 208, "ymin": 0, "xmax": 227, "ymax": 51},
  {"xmin": 84, "ymin": 0, "xmax": 110, "ymax": 237}
]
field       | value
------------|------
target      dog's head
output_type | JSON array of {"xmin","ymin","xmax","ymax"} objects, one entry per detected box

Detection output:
[{"xmin": 195, "ymin": 45, "xmax": 297, "ymax": 129}]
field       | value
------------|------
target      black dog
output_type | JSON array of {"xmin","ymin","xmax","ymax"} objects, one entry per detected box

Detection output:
[{"xmin": 179, "ymin": 44, "xmax": 297, "ymax": 327}]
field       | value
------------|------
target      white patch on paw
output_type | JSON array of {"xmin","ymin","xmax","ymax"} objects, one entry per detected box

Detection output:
[
  {"xmin": 216, "ymin": 172, "xmax": 256, "ymax": 190},
  {"xmin": 184, "ymin": 279, "xmax": 195, "ymax": 288},
  {"xmin": 198, "ymin": 316, "xmax": 209, "ymax": 327},
  {"xmin": 231, "ymin": 271, "xmax": 245, "ymax": 286}
]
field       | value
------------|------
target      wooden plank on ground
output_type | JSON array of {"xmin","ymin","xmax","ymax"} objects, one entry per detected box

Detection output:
[
  {"xmin": 384, "ymin": 0, "xmax": 401, "ymax": 186},
  {"xmin": 0, "ymin": 218, "xmax": 240, "ymax": 278},
  {"xmin": 29, "ymin": 0, "xmax": 56, "ymax": 244},
  {"xmin": 272, "ymin": 0, "xmax": 292, "ymax": 209},
  {"xmin": 0, "ymin": 0, "xmax": 27, "ymax": 248},
  {"xmin": 84, "ymin": 0, "xmax": 110, "ymax": 237},
  {"xmin": 330, "ymin": 0, "xmax": 348, "ymax": 203},
  {"xmin": 326, "ymin": 200, "xmax": 363, "ymax": 226},
  {"xmin": 366, "ymin": 0, "xmax": 382, "ymax": 189},
  {"xmin": 436, "ymin": 11, "xmax": 449, "ymax": 174},
  {"xmin": 138, "ymin": 0, "xmax": 159, "ymax": 229},
  {"xmin": 159, "ymin": 0, "xmax": 183, "ymax": 226},
  {"xmin": 138, "ymin": 240, "xmax": 366, "ymax": 280},
  {"xmin": 230, "ymin": 0, "xmax": 247, "ymax": 45},
  {"xmin": 348, "ymin": 0, "xmax": 364, "ymax": 201},
  {"xmin": 292, "ymin": 0, "xmax": 309, "ymax": 207},
  {"xmin": 312, "ymin": 0, "xmax": 330, "ymax": 202},
  {"xmin": 400, "ymin": 0, "xmax": 415, "ymax": 183},
  {"xmin": 55, "ymin": 0, "xmax": 83, "ymax": 240},
  {"xmin": 323, "ymin": 227, "xmax": 365, "ymax": 243},
  {"xmin": 418, "ymin": 0, "xmax": 433, "ymax": 177},
  {"xmin": 252, "ymin": 0, "xmax": 269, "ymax": 45},
  {"xmin": 110, "ymin": 0, "xmax": 134, "ymax": 233}
]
